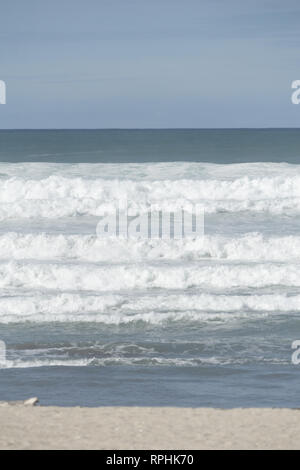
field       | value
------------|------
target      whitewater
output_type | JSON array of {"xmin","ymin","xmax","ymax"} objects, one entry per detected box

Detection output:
[
  {"xmin": 1, "ymin": 155, "xmax": 300, "ymax": 407},
  {"xmin": 0, "ymin": 162, "xmax": 300, "ymax": 218},
  {"xmin": 0, "ymin": 161, "xmax": 299, "ymax": 322}
]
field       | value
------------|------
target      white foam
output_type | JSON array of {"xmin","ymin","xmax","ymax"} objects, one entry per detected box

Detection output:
[
  {"xmin": 0, "ymin": 259, "xmax": 300, "ymax": 293},
  {"xmin": 0, "ymin": 354, "xmax": 288, "ymax": 369},
  {"xmin": 0, "ymin": 162, "xmax": 299, "ymax": 219},
  {"xmin": 0, "ymin": 287, "xmax": 299, "ymax": 324},
  {"xmin": 0, "ymin": 358, "xmax": 94, "ymax": 369},
  {"xmin": 0, "ymin": 232, "xmax": 300, "ymax": 262},
  {"xmin": 0, "ymin": 161, "xmax": 298, "ymax": 181}
]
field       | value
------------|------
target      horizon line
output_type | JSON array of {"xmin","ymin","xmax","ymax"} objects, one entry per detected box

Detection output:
[{"xmin": 0, "ymin": 127, "xmax": 299, "ymax": 131}]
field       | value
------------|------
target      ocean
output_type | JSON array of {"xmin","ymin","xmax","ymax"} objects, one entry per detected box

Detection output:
[{"xmin": 0, "ymin": 128, "xmax": 300, "ymax": 407}]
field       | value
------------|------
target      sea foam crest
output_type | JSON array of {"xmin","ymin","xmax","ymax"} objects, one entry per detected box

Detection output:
[
  {"xmin": 0, "ymin": 170, "xmax": 299, "ymax": 218},
  {"xmin": 0, "ymin": 232, "xmax": 300, "ymax": 262}
]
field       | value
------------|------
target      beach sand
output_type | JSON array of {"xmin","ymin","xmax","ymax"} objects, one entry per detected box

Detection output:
[{"xmin": 0, "ymin": 405, "xmax": 300, "ymax": 449}]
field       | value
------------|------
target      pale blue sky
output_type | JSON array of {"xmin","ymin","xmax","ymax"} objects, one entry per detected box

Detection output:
[{"xmin": 0, "ymin": 0, "xmax": 300, "ymax": 128}]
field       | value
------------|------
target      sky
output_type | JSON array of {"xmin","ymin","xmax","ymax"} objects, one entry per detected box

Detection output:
[{"xmin": 0, "ymin": 0, "xmax": 300, "ymax": 128}]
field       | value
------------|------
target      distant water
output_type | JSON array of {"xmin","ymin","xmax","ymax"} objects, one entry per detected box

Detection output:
[
  {"xmin": 0, "ymin": 129, "xmax": 300, "ymax": 407},
  {"xmin": 1, "ymin": 128, "xmax": 300, "ymax": 164}
]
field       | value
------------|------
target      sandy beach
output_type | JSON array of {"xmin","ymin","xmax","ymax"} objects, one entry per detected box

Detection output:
[{"xmin": 0, "ymin": 405, "xmax": 299, "ymax": 450}]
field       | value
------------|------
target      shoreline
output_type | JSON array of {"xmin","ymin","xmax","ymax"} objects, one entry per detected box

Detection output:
[{"xmin": 0, "ymin": 405, "xmax": 299, "ymax": 449}]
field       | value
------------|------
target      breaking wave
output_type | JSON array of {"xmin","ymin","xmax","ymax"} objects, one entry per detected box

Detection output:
[
  {"xmin": 0, "ymin": 162, "xmax": 300, "ymax": 219},
  {"xmin": 0, "ymin": 232, "xmax": 300, "ymax": 262}
]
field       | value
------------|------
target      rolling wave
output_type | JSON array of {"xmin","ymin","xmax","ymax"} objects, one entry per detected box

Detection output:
[
  {"xmin": 0, "ymin": 162, "xmax": 299, "ymax": 330},
  {"xmin": 0, "ymin": 356, "xmax": 288, "ymax": 369},
  {"xmin": 0, "ymin": 167, "xmax": 299, "ymax": 219},
  {"xmin": 0, "ymin": 260, "xmax": 299, "ymax": 292},
  {"xmin": 0, "ymin": 291, "xmax": 298, "ymax": 323},
  {"xmin": 0, "ymin": 232, "xmax": 300, "ymax": 262}
]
